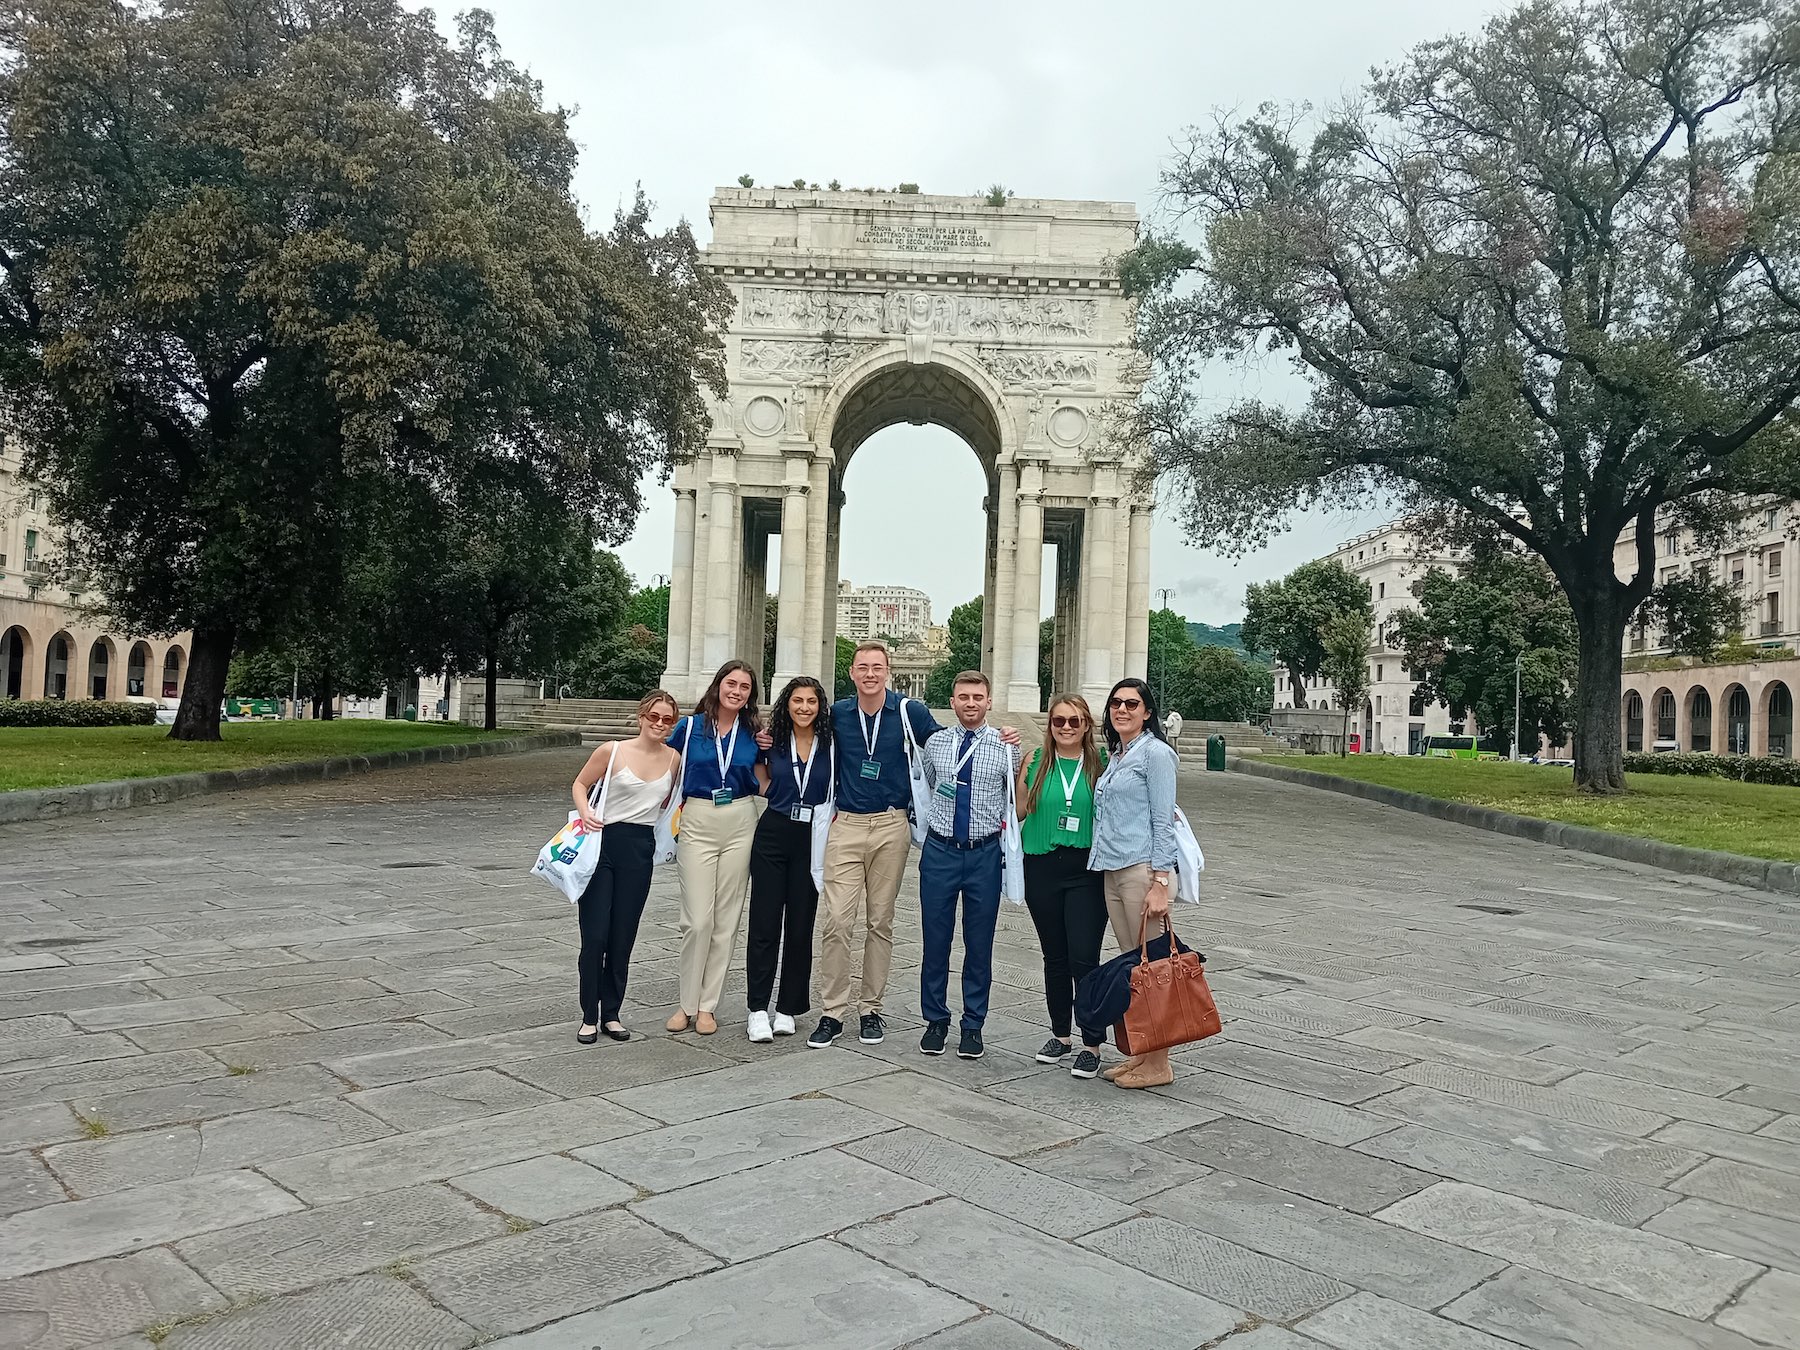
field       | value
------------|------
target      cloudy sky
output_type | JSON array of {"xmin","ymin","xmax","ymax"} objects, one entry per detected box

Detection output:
[{"xmin": 457, "ymin": 0, "xmax": 1500, "ymax": 624}]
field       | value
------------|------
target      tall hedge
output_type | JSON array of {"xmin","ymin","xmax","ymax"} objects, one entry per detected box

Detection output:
[
  {"xmin": 0, "ymin": 700, "xmax": 158, "ymax": 728},
  {"xmin": 1623, "ymin": 752, "xmax": 1800, "ymax": 788}
]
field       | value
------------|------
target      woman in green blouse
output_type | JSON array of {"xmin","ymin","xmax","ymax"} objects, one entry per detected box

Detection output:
[{"xmin": 1015, "ymin": 693, "xmax": 1109, "ymax": 1079}]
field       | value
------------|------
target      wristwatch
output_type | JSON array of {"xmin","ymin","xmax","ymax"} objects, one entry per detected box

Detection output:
[{"xmin": 1150, "ymin": 872, "xmax": 1171, "ymax": 887}]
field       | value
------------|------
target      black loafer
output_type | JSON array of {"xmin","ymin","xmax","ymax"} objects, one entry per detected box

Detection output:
[
  {"xmin": 576, "ymin": 1027, "xmax": 599, "ymax": 1045},
  {"xmin": 603, "ymin": 1024, "xmax": 631, "ymax": 1042}
]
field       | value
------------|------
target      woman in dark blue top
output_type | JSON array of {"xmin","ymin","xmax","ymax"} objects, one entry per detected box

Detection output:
[
  {"xmin": 743, "ymin": 676, "xmax": 834, "ymax": 1042},
  {"xmin": 664, "ymin": 660, "xmax": 767, "ymax": 1035}
]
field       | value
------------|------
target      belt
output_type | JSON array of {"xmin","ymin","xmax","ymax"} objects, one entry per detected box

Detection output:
[
  {"xmin": 838, "ymin": 806, "xmax": 907, "ymax": 818},
  {"xmin": 929, "ymin": 830, "xmax": 1000, "ymax": 851}
]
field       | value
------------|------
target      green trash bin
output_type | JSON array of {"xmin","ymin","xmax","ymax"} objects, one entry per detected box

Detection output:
[
  {"xmin": 404, "ymin": 704, "xmax": 417, "ymax": 722},
  {"xmin": 1206, "ymin": 734, "xmax": 1226, "ymax": 772}
]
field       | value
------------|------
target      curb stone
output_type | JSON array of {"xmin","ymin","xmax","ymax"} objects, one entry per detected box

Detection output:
[
  {"xmin": 0, "ymin": 731, "xmax": 581, "ymax": 826},
  {"xmin": 1225, "ymin": 755, "xmax": 1800, "ymax": 897}
]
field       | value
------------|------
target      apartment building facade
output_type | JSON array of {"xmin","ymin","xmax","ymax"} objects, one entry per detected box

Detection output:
[{"xmin": 834, "ymin": 581, "xmax": 933, "ymax": 644}]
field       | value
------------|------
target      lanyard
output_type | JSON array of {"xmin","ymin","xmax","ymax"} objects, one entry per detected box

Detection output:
[
  {"xmin": 1054, "ymin": 754, "xmax": 1082, "ymax": 808},
  {"xmin": 790, "ymin": 739, "xmax": 816, "ymax": 799},
  {"xmin": 712, "ymin": 719, "xmax": 739, "ymax": 784},
  {"xmin": 859, "ymin": 705, "xmax": 884, "ymax": 759}
]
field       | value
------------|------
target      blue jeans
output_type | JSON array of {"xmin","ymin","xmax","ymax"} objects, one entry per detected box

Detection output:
[{"xmin": 918, "ymin": 833, "xmax": 1003, "ymax": 1031}]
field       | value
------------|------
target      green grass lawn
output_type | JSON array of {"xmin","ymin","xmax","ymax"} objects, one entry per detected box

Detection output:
[
  {"xmin": 1262, "ymin": 755, "xmax": 1800, "ymax": 862},
  {"xmin": 0, "ymin": 721, "xmax": 509, "ymax": 792}
]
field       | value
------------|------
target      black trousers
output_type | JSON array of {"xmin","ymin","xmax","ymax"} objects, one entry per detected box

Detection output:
[
  {"xmin": 745, "ymin": 809, "xmax": 819, "ymax": 1015},
  {"xmin": 1023, "ymin": 845, "xmax": 1109, "ymax": 1046},
  {"xmin": 576, "ymin": 822, "xmax": 656, "ymax": 1025}
]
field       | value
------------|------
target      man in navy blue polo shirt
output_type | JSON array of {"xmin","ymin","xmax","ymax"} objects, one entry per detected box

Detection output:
[{"xmin": 807, "ymin": 640, "xmax": 1019, "ymax": 1049}]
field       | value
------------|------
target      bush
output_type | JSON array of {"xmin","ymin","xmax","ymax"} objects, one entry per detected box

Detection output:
[
  {"xmin": 1623, "ymin": 751, "xmax": 1800, "ymax": 787},
  {"xmin": 0, "ymin": 699, "xmax": 159, "ymax": 728}
]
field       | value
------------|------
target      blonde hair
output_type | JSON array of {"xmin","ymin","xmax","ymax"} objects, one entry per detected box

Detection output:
[
  {"xmin": 1023, "ymin": 694, "xmax": 1103, "ymax": 817},
  {"xmin": 636, "ymin": 689, "xmax": 678, "ymax": 721}
]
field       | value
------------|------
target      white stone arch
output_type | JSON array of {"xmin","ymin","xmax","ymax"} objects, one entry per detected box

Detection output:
[{"xmin": 661, "ymin": 187, "xmax": 1147, "ymax": 713}]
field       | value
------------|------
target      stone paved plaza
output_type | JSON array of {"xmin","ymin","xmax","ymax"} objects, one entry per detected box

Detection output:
[{"xmin": 2, "ymin": 750, "xmax": 1798, "ymax": 1349}]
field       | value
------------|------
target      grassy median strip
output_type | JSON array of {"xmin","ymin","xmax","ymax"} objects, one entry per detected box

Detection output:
[
  {"xmin": 1261, "ymin": 755, "xmax": 1800, "ymax": 863},
  {"xmin": 0, "ymin": 722, "xmax": 510, "ymax": 792}
]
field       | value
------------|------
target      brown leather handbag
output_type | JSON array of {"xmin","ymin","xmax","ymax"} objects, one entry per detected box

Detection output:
[{"xmin": 1115, "ymin": 911, "xmax": 1222, "ymax": 1055}]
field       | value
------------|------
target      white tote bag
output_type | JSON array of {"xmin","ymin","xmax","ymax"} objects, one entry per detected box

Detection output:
[
  {"xmin": 1000, "ymin": 747, "xmax": 1027, "ymax": 904},
  {"xmin": 652, "ymin": 722, "xmax": 692, "ymax": 866},
  {"xmin": 1171, "ymin": 805, "xmax": 1205, "ymax": 904},
  {"xmin": 899, "ymin": 698, "xmax": 933, "ymax": 847},
  {"xmin": 809, "ymin": 740, "xmax": 836, "ymax": 892},
  {"xmin": 531, "ymin": 751, "xmax": 614, "ymax": 903}
]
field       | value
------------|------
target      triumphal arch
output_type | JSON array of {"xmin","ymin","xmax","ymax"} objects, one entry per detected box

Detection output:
[{"xmin": 660, "ymin": 187, "xmax": 1150, "ymax": 713}]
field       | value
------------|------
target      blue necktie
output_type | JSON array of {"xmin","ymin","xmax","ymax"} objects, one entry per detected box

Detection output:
[{"xmin": 953, "ymin": 729, "xmax": 974, "ymax": 841}]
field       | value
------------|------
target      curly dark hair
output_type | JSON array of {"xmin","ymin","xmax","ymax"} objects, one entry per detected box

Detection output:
[
  {"xmin": 1101, "ymin": 677, "xmax": 1168, "ymax": 754},
  {"xmin": 769, "ymin": 676, "xmax": 833, "ymax": 752},
  {"xmin": 693, "ymin": 660, "xmax": 763, "ymax": 735}
]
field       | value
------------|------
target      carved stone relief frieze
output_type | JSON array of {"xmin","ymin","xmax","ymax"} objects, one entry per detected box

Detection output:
[
  {"xmin": 740, "ymin": 286, "xmax": 1098, "ymax": 342},
  {"xmin": 739, "ymin": 339, "xmax": 880, "ymax": 382},
  {"xmin": 976, "ymin": 348, "xmax": 1100, "ymax": 390}
]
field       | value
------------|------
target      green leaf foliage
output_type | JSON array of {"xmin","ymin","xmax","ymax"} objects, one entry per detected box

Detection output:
[
  {"xmin": 1128, "ymin": 0, "xmax": 1800, "ymax": 789},
  {"xmin": 0, "ymin": 0, "xmax": 729, "ymax": 739},
  {"xmin": 1240, "ymin": 560, "xmax": 1372, "ymax": 705},
  {"xmin": 0, "ymin": 698, "xmax": 155, "ymax": 727},
  {"xmin": 926, "ymin": 596, "xmax": 984, "ymax": 706},
  {"xmin": 1622, "ymin": 752, "xmax": 1800, "ymax": 788}
]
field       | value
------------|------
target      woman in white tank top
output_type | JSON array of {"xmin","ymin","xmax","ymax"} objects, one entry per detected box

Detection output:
[{"xmin": 567, "ymin": 691, "xmax": 682, "ymax": 1044}]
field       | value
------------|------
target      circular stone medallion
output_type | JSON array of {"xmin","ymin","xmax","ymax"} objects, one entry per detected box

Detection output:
[
  {"xmin": 1048, "ymin": 405, "xmax": 1089, "ymax": 448},
  {"xmin": 743, "ymin": 396, "xmax": 785, "ymax": 437}
]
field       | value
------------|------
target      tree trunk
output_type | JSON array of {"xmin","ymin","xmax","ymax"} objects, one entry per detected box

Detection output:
[
  {"xmin": 484, "ymin": 636, "xmax": 499, "ymax": 732},
  {"xmin": 1339, "ymin": 702, "xmax": 1348, "ymax": 756},
  {"xmin": 316, "ymin": 663, "xmax": 336, "ymax": 721},
  {"xmin": 1569, "ymin": 590, "xmax": 1630, "ymax": 793},
  {"xmin": 168, "ymin": 622, "xmax": 235, "ymax": 742}
]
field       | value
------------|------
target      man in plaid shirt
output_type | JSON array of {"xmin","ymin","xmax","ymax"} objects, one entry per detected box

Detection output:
[{"xmin": 917, "ymin": 670, "xmax": 1020, "ymax": 1061}]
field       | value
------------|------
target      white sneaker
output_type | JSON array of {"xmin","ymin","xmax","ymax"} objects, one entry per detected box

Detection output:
[
  {"xmin": 746, "ymin": 1010, "xmax": 774, "ymax": 1043},
  {"xmin": 772, "ymin": 1013, "xmax": 796, "ymax": 1037}
]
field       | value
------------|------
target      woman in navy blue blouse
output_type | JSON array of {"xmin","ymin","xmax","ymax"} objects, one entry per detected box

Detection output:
[
  {"xmin": 665, "ymin": 660, "xmax": 768, "ymax": 1035},
  {"xmin": 744, "ymin": 676, "xmax": 834, "ymax": 1043}
]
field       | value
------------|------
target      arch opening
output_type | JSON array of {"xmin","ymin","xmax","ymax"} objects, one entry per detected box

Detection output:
[
  {"xmin": 161, "ymin": 646, "xmax": 186, "ymax": 701},
  {"xmin": 1623, "ymin": 690, "xmax": 1644, "ymax": 753},
  {"xmin": 88, "ymin": 637, "xmax": 116, "ymax": 701},
  {"xmin": 126, "ymin": 641, "xmax": 152, "ymax": 698},
  {"xmin": 1766, "ymin": 682, "xmax": 1793, "ymax": 758},
  {"xmin": 1, "ymin": 626, "xmax": 29, "ymax": 700},
  {"xmin": 44, "ymin": 631, "xmax": 72, "ymax": 700},
  {"xmin": 1651, "ymin": 687, "xmax": 1677, "ymax": 748},
  {"xmin": 1687, "ymin": 686, "xmax": 1712, "ymax": 753},
  {"xmin": 1725, "ymin": 684, "xmax": 1751, "ymax": 755}
]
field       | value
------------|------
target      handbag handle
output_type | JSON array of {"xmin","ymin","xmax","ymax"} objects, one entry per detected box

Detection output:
[{"xmin": 1134, "ymin": 905, "xmax": 1186, "ymax": 962}]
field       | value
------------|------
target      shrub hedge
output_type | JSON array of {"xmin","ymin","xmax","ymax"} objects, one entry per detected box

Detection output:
[
  {"xmin": 1623, "ymin": 751, "xmax": 1800, "ymax": 787},
  {"xmin": 0, "ymin": 699, "xmax": 158, "ymax": 728}
]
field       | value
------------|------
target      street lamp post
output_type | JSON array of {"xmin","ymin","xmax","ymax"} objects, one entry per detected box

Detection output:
[
  {"xmin": 1155, "ymin": 586, "xmax": 1174, "ymax": 696},
  {"xmin": 1512, "ymin": 653, "xmax": 1523, "ymax": 762}
]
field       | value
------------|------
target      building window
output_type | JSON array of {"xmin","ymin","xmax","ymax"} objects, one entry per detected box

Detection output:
[
  {"xmin": 1731, "ymin": 558, "xmax": 1745, "ymax": 586},
  {"xmin": 1767, "ymin": 506, "xmax": 1782, "ymax": 530},
  {"xmin": 1378, "ymin": 582, "xmax": 1385, "ymax": 598},
  {"xmin": 1661, "ymin": 567, "xmax": 1676, "ymax": 585},
  {"xmin": 1770, "ymin": 549, "xmax": 1782, "ymax": 579}
]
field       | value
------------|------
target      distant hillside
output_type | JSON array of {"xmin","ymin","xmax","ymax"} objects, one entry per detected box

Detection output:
[{"xmin": 1187, "ymin": 621, "xmax": 1247, "ymax": 654}]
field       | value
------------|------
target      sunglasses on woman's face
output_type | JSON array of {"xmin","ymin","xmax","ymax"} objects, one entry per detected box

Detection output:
[
  {"xmin": 1109, "ymin": 697, "xmax": 1143, "ymax": 711},
  {"xmin": 1050, "ymin": 715, "xmax": 1084, "ymax": 729},
  {"xmin": 641, "ymin": 712, "xmax": 675, "ymax": 727}
]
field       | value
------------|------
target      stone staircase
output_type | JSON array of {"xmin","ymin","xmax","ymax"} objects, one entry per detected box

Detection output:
[{"xmin": 512, "ymin": 698, "xmax": 641, "ymax": 745}]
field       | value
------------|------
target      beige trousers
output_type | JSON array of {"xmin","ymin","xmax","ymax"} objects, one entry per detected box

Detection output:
[
  {"xmin": 675, "ymin": 795, "xmax": 758, "ymax": 1014},
  {"xmin": 1103, "ymin": 863, "xmax": 1152, "ymax": 953},
  {"xmin": 817, "ymin": 808, "xmax": 913, "ymax": 1021}
]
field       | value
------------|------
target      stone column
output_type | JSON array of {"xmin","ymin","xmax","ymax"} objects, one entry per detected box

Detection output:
[
  {"xmin": 661, "ymin": 484, "xmax": 698, "ymax": 691},
  {"xmin": 1125, "ymin": 501, "xmax": 1152, "ymax": 680},
  {"xmin": 1081, "ymin": 492, "xmax": 1118, "ymax": 706},
  {"xmin": 990, "ymin": 460, "xmax": 1019, "ymax": 700},
  {"xmin": 701, "ymin": 450, "xmax": 740, "ymax": 673},
  {"xmin": 773, "ymin": 452, "xmax": 811, "ymax": 689},
  {"xmin": 801, "ymin": 451, "xmax": 832, "ymax": 681},
  {"xmin": 1006, "ymin": 458, "xmax": 1046, "ymax": 713}
]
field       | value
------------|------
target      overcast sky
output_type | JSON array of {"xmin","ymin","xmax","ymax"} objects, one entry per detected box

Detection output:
[{"xmin": 458, "ymin": 0, "xmax": 1501, "ymax": 624}]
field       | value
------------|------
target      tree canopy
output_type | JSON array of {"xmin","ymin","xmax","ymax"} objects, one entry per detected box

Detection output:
[
  {"xmin": 0, "ymin": 0, "xmax": 727, "ymax": 737},
  {"xmin": 1124, "ymin": 0, "xmax": 1800, "ymax": 789},
  {"xmin": 925, "ymin": 596, "xmax": 984, "ymax": 705},
  {"xmin": 1239, "ymin": 560, "xmax": 1372, "ymax": 707}
]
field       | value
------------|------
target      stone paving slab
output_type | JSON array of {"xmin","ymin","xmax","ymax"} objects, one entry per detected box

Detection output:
[
  {"xmin": 412, "ymin": 1208, "xmax": 717, "ymax": 1335},
  {"xmin": 631, "ymin": 1148, "xmax": 940, "ymax": 1259},
  {"xmin": 841, "ymin": 1197, "xmax": 1243, "ymax": 1350},
  {"xmin": 1716, "ymin": 1267, "xmax": 1800, "ymax": 1346},
  {"xmin": 1379, "ymin": 1180, "xmax": 1758, "ymax": 1318},
  {"xmin": 1296, "ymin": 1289, "xmax": 1524, "ymax": 1350},
  {"xmin": 486, "ymin": 1239, "xmax": 975, "ymax": 1350},
  {"xmin": 0, "ymin": 1249, "xmax": 224, "ymax": 1350},
  {"xmin": 0, "ymin": 1170, "xmax": 300, "ymax": 1280},
  {"xmin": 7, "ymin": 750, "xmax": 1800, "ymax": 1345},
  {"xmin": 160, "ymin": 1274, "xmax": 475, "ymax": 1350},
  {"xmin": 1080, "ymin": 1213, "xmax": 1356, "ymax": 1321},
  {"xmin": 1441, "ymin": 1265, "xmax": 1771, "ymax": 1350}
]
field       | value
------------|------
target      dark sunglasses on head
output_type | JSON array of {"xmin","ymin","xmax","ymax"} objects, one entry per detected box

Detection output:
[
  {"xmin": 1050, "ymin": 715, "xmax": 1085, "ymax": 729},
  {"xmin": 1109, "ymin": 697, "xmax": 1143, "ymax": 711}
]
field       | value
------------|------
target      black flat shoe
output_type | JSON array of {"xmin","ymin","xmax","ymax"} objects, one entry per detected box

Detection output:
[
  {"xmin": 576, "ymin": 1026, "xmax": 599, "ymax": 1045},
  {"xmin": 603, "ymin": 1024, "xmax": 631, "ymax": 1042}
]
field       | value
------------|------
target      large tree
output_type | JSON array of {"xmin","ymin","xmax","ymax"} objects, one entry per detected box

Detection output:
[
  {"xmin": 1239, "ymin": 560, "xmax": 1372, "ymax": 707},
  {"xmin": 1124, "ymin": 0, "xmax": 1800, "ymax": 789},
  {"xmin": 1320, "ymin": 613, "xmax": 1371, "ymax": 756},
  {"xmin": 1391, "ymin": 542, "xmax": 1578, "ymax": 754},
  {"xmin": 0, "ymin": 0, "xmax": 727, "ymax": 739},
  {"xmin": 925, "ymin": 596, "xmax": 984, "ymax": 705}
]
